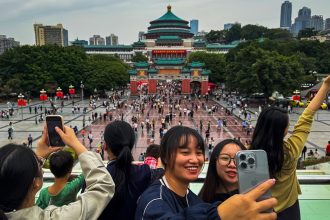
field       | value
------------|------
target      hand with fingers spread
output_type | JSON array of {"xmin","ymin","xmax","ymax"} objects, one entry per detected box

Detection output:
[
  {"xmin": 36, "ymin": 126, "xmax": 62, "ymax": 158},
  {"xmin": 55, "ymin": 125, "xmax": 87, "ymax": 155},
  {"xmin": 218, "ymin": 179, "xmax": 278, "ymax": 220}
]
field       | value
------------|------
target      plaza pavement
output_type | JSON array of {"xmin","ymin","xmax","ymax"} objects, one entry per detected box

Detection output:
[{"xmin": 1, "ymin": 94, "xmax": 329, "ymax": 160}]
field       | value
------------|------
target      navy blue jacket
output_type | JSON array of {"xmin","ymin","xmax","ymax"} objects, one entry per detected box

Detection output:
[
  {"xmin": 135, "ymin": 178, "xmax": 221, "ymax": 220},
  {"xmin": 99, "ymin": 161, "xmax": 164, "ymax": 220}
]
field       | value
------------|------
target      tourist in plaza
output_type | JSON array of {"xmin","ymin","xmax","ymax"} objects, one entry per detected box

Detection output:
[
  {"xmin": 0, "ymin": 126, "xmax": 114, "ymax": 220},
  {"xmin": 208, "ymin": 137, "xmax": 215, "ymax": 159},
  {"xmin": 135, "ymin": 126, "xmax": 277, "ymax": 220},
  {"xmin": 199, "ymin": 139, "xmax": 246, "ymax": 203},
  {"xmin": 27, "ymin": 134, "xmax": 33, "ymax": 148},
  {"xmin": 217, "ymin": 118, "xmax": 222, "ymax": 130},
  {"xmin": 36, "ymin": 151, "xmax": 85, "ymax": 209},
  {"xmin": 144, "ymin": 144, "xmax": 160, "ymax": 169},
  {"xmin": 302, "ymin": 146, "xmax": 307, "ymax": 160},
  {"xmin": 99, "ymin": 120, "xmax": 164, "ymax": 220},
  {"xmin": 250, "ymin": 75, "xmax": 330, "ymax": 220},
  {"xmin": 205, "ymin": 129, "xmax": 210, "ymax": 143},
  {"xmin": 307, "ymin": 149, "xmax": 314, "ymax": 158},
  {"xmin": 7, "ymin": 122, "xmax": 14, "ymax": 140},
  {"xmin": 314, "ymin": 149, "xmax": 320, "ymax": 158},
  {"xmin": 87, "ymin": 131, "xmax": 93, "ymax": 149},
  {"xmin": 326, "ymin": 141, "xmax": 330, "ymax": 156}
]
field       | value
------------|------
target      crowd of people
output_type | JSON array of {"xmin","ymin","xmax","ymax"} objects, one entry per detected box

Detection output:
[{"xmin": 0, "ymin": 75, "xmax": 329, "ymax": 220}]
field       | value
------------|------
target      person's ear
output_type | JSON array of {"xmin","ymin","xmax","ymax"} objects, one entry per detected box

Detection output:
[
  {"xmin": 32, "ymin": 177, "xmax": 42, "ymax": 191},
  {"xmin": 104, "ymin": 143, "xmax": 109, "ymax": 151}
]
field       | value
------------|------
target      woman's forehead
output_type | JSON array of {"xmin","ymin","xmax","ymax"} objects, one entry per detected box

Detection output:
[
  {"xmin": 178, "ymin": 135, "xmax": 197, "ymax": 145},
  {"xmin": 220, "ymin": 143, "xmax": 241, "ymax": 154}
]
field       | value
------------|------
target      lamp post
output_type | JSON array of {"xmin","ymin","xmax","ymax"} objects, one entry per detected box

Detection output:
[
  {"xmin": 56, "ymin": 87, "xmax": 64, "ymax": 100},
  {"xmin": 94, "ymin": 88, "xmax": 97, "ymax": 98},
  {"xmin": 69, "ymin": 84, "xmax": 75, "ymax": 99},
  {"xmin": 17, "ymin": 93, "xmax": 26, "ymax": 120},
  {"xmin": 80, "ymin": 81, "xmax": 85, "ymax": 128},
  {"xmin": 40, "ymin": 89, "xmax": 47, "ymax": 114}
]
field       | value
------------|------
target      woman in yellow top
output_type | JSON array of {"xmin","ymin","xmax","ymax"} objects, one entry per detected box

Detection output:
[{"xmin": 250, "ymin": 75, "xmax": 330, "ymax": 220}]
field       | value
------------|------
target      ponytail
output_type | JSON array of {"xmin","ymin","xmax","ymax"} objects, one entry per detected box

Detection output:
[
  {"xmin": 103, "ymin": 121, "xmax": 135, "ymax": 195},
  {"xmin": 115, "ymin": 146, "xmax": 133, "ymax": 171}
]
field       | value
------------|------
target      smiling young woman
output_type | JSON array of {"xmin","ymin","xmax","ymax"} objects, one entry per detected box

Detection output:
[
  {"xmin": 199, "ymin": 139, "xmax": 246, "ymax": 203},
  {"xmin": 135, "ymin": 126, "xmax": 278, "ymax": 220}
]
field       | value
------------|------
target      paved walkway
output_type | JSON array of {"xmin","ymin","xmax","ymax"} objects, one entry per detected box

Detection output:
[{"xmin": 2, "ymin": 95, "xmax": 330, "ymax": 160}]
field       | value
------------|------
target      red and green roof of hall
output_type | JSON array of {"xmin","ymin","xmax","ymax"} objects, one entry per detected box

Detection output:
[{"xmin": 145, "ymin": 5, "xmax": 194, "ymax": 39}]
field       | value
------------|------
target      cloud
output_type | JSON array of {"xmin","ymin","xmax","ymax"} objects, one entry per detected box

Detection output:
[{"xmin": 0, "ymin": 0, "xmax": 121, "ymax": 22}]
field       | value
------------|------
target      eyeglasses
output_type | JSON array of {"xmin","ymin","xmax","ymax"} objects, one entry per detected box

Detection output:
[{"xmin": 218, "ymin": 154, "xmax": 236, "ymax": 166}]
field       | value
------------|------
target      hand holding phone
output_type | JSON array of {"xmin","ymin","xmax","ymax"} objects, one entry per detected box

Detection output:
[
  {"xmin": 46, "ymin": 115, "xmax": 65, "ymax": 147},
  {"xmin": 236, "ymin": 150, "xmax": 272, "ymax": 206}
]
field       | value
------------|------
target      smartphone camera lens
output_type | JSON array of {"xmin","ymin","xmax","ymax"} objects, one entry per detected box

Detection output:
[
  {"xmin": 240, "ymin": 162, "xmax": 247, "ymax": 169},
  {"xmin": 248, "ymin": 157, "xmax": 255, "ymax": 165},
  {"xmin": 239, "ymin": 154, "xmax": 246, "ymax": 161}
]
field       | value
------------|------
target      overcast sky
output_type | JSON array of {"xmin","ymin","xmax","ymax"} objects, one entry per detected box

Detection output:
[{"xmin": 1, "ymin": 0, "xmax": 329, "ymax": 45}]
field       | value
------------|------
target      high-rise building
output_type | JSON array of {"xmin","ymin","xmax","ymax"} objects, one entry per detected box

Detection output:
[
  {"xmin": 224, "ymin": 23, "xmax": 235, "ymax": 30},
  {"xmin": 138, "ymin": 31, "xmax": 145, "ymax": 41},
  {"xmin": 89, "ymin": 35, "xmax": 105, "ymax": 45},
  {"xmin": 190, "ymin": 19, "xmax": 198, "ymax": 35},
  {"xmin": 280, "ymin": 1, "xmax": 292, "ymax": 29},
  {"xmin": 106, "ymin": 34, "xmax": 118, "ymax": 46},
  {"xmin": 325, "ymin": 18, "xmax": 330, "ymax": 30},
  {"xmin": 310, "ymin": 15, "xmax": 324, "ymax": 31},
  {"xmin": 291, "ymin": 7, "xmax": 311, "ymax": 36},
  {"xmin": 34, "ymin": 23, "xmax": 68, "ymax": 46},
  {"xmin": 0, "ymin": 35, "xmax": 20, "ymax": 54}
]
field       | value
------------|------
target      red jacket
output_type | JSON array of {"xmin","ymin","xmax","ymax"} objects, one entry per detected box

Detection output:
[{"xmin": 326, "ymin": 144, "xmax": 330, "ymax": 154}]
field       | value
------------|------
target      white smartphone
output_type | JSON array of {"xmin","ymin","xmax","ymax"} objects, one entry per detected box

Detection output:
[
  {"xmin": 236, "ymin": 150, "xmax": 272, "ymax": 210},
  {"xmin": 46, "ymin": 115, "xmax": 65, "ymax": 147}
]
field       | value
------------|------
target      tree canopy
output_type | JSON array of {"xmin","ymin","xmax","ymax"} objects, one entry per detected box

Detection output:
[
  {"xmin": 205, "ymin": 24, "xmax": 292, "ymax": 44},
  {"xmin": 187, "ymin": 52, "xmax": 226, "ymax": 83},
  {"xmin": 0, "ymin": 45, "xmax": 129, "ymax": 97}
]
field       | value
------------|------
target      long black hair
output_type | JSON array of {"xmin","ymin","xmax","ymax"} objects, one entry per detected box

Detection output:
[
  {"xmin": 199, "ymin": 139, "xmax": 246, "ymax": 203},
  {"xmin": 250, "ymin": 106, "xmax": 289, "ymax": 178},
  {"xmin": 104, "ymin": 120, "xmax": 135, "ymax": 193},
  {"xmin": 0, "ymin": 144, "xmax": 40, "ymax": 219},
  {"xmin": 160, "ymin": 126, "xmax": 205, "ymax": 170}
]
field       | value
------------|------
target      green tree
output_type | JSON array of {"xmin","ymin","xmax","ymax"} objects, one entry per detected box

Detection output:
[
  {"xmin": 225, "ymin": 45, "xmax": 304, "ymax": 97},
  {"xmin": 241, "ymin": 25, "xmax": 267, "ymax": 40},
  {"xmin": 225, "ymin": 23, "xmax": 241, "ymax": 43},
  {"xmin": 205, "ymin": 30, "xmax": 227, "ymax": 43},
  {"xmin": 188, "ymin": 51, "xmax": 226, "ymax": 83},
  {"xmin": 131, "ymin": 52, "xmax": 148, "ymax": 62},
  {"xmin": 265, "ymin": 28, "xmax": 292, "ymax": 40},
  {"xmin": 298, "ymin": 28, "xmax": 318, "ymax": 39},
  {"xmin": 0, "ymin": 45, "xmax": 129, "ymax": 97}
]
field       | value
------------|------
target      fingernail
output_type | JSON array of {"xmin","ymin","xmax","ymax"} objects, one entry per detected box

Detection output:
[{"xmin": 271, "ymin": 179, "xmax": 276, "ymax": 183}]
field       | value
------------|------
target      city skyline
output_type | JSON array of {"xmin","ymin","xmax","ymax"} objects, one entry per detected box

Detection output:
[{"xmin": 1, "ymin": 0, "xmax": 330, "ymax": 45}]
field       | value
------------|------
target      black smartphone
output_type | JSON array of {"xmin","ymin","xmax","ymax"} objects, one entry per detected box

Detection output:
[
  {"xmin": 46, "ymin": 115, "xmax": 65, "ymax": 147},
  {"xmin": 236, "ymin": 150, "xmax": 272, "ymax": 211}
]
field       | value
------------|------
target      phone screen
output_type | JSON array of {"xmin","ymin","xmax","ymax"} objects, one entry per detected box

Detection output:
[{"xmin": 46, "ymin": 115, "xmax": 65, "ymax": 147}]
